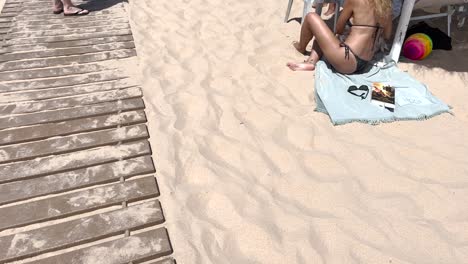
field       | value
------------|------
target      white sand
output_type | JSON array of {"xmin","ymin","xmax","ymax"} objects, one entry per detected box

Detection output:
[
  {"xmin": 128, "ymin": 1, "xmax": 468, "ymax": 263},
  {"xmin": 0, "ymin": 0, "xmax": 5, "ymax": 14}
]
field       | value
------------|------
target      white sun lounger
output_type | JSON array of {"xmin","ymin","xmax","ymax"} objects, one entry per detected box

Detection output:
[{"xmin": 284, "ymin": 0, "xmax": 341, "ymax": 32}]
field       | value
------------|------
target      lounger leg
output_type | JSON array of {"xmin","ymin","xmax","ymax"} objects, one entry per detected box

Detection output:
[
  {"xmin": 458, "ymin": 5, "xmax": 467, "ymax": 28},
  {"xmin": 447, "ymin": 5, "xmax": 454, "ymax": 37},
  {"xmin": 333, "ymin": 0, "xmax": 340, "ymax": 33},
  {"xmin": 314, "ymin": 0, "xmax": 323, "ymax": 15},
  {"xmin": 285, "ymin": 0, "xmax": 294, "ymax": 22},
  {"xmin": 303, "ymin": 0, "xmax": 313, "ymax": 23},
  {"xmin": 388, "ymin": 0, "xmax": 416, "ymax": 63},
  {"xmin": 457, "ymin": 5, "xmax": 466, "ymax": 28}
]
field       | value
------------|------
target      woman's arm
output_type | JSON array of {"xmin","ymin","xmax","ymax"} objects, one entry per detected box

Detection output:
[{"xmin": 335, "ymin": 0, "xmax": 353, "ymax": 35}]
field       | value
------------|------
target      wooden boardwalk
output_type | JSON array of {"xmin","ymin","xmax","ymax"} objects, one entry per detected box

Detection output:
[{"xmin": 0, "ymin": 0, "xmax": 174, "ymax": 263}]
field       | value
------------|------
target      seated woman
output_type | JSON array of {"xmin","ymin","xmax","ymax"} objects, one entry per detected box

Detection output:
[{"xmin": 287, "ymin": 0, "xmax": 392, "ymax": 74}]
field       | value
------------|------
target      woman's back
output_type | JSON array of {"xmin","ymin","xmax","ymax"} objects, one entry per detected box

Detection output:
[{"xmin": 343, "ymin": 0, "xmax": 392, "ymax": 61}]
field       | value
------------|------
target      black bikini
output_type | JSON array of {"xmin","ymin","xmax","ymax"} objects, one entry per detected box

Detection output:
[{"xmin": 340, "ymin": 21, "xmax": 383, "ymax": 74}]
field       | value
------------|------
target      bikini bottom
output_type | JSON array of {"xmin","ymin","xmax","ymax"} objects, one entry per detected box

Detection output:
[{"xmin": 339, "ymin": 42, "xmax": 370, "ymax": 74}]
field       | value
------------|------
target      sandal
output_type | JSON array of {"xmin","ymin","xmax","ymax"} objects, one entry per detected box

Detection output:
[{"xmin": 64, "ymin": 8, "xmax": 89, "ymax": 16}]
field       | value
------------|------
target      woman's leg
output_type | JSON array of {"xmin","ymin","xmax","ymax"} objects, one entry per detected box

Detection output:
[
  {"xmin": 292, "ymin": 14, "xmax": 316, "ymax": 54},
  {"xmin": 52, "ymin": 0, "xmax": 63, "ymax": 13},
  {"xmin": 288, "ymin": 12, "xmax": 357, "ymax": 73}
]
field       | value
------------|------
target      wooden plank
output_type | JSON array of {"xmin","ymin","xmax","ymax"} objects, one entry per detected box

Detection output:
[
  {"xmin": 0, "ymin": 79, "xmax": 136, "ymax": 103},
  {"xmin": 0, "ymin": 86, "xmax": 142, "ymax": 115},
  {"xmin": 0, "ymin": 176, "xmax": 160, "ymax": 231},
  {"xmin": 0, "ymin": 41, "xmax": 135, "ymax": 62},
  {"xmin": 5, "ymin": 23, "xmax": 130, "ymax": 39},
  {"xmin": 0, "ymin": 200, "xmax": 164, "ymax": 263},
  {"xmin": 2, "ymin": 9, "xmax": 119, "ymax": 20},
  {"xmin": 0, "ymin": 123, "xmax": 149, "ymax": 164},
  {"xmin": 0, "ymin": 17, "xmax": 13, "ymax": 22},
  {"xmin": 16, "ymin": 3, "xmax": 119, "ymax": 11},
  {"xmin": 0, "ymin": 71, "xmax": 127, "ymax": 93},
  {"xmin": 32, "ymin": 228, "xmax": 172, "ymax": 264},
  {"xmin": 0, "ymin": 110, "xmax": 146, "ymax": 146},
  {"xmin": 8, "ymin": 19, "xmax": 128, "ymax": 32},
  {"xmin": 0, "ymin": 13, "xmax": 15, "ymax": 18},
  {"xmin": 1, "ymin": 3, "xmax": 22, "ymax": 7},
  {"xmin": 6, "ymin": 15, "xmax": 126, "ymax": 26},
  {"xmin": 20, "ymin": 0, "xmax": 120, "ymax": 9},
  {"xmin": 0, "ymin": 97, "xmax": 144, "ymax": 129},
  {"xmin": 0, "ymin": 63, "xmax": 110, "ymax": 81},
  {"xmin": 4, "ymin": 29, "xmax": 132, "ymax": 46},
  {"xmin": 0, "ymin": 156, "xmax": 155, "ymax": 205},
  {"xmin": 1, "ymin": 35, "xmax": 134, "ymax": 53},
  {"xmin": 0, "ymin": 140, "xmax": 151, "ymax": 184},
  {"xmin": 10, "ymin": 17, "xmax": 128, "ymax": 28},
  {"xmin": 0, "ymin": 6, "xmax": 20, "ymax": 11},
  {"xmin": 1, "ymin": 2, "xmax": 21, "ymax": 7},
  {"xmin": 145, "ymin": 257, "xmax": 176, "ymax": 264},
  {"xmin": 0, "ymin": 12, "xmax": 18, "ymax": 17},
  {"xmin": 0, "ymin": 49, "xmax": 136, "ymax": 71},
  {"xmin": 24, "ymin": 0, "xmax": 125, "ymax": 9},
  {"xmin": 0, "ymin": 6, "xmax": 20, "ymax": 10}
]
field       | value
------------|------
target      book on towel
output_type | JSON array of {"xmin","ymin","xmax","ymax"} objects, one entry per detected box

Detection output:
[{"xmin": 371, "ymin": 82, "xmax": 395, "ymax": 112}]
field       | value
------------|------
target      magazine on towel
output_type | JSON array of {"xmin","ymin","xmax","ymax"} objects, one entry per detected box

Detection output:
[{"xmin": 371, "ymin": 82, "xmax": 396, "ymax": 112}]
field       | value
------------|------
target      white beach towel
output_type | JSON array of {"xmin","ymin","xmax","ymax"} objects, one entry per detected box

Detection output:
[{"xmin": 314, "ymin": 61, "xmax": 451, "ymax": 125}]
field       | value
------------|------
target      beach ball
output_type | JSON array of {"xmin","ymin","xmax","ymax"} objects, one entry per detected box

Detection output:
[{"xmin": 403, "ymin": 33, "xmax": 433, "ymax": 60}]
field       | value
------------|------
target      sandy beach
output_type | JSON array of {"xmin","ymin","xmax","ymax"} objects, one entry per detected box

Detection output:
[{"xmin": 126, "ymin": 1, "xmax": 468, "ymax": 263}]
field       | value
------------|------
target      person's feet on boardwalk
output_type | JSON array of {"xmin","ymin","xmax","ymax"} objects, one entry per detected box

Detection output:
[
  {"xmin": 52, "ymin": 0, "xmax": 64, "ymax": 14},
  {"xmin": 52, "ymin": 0, "xmax": 89, "ymax": 15}
]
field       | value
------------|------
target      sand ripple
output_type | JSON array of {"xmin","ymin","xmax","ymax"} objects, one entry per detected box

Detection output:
[{"xmin": 128, "ymin": 0, "xmax": 468, "ymax": 262}]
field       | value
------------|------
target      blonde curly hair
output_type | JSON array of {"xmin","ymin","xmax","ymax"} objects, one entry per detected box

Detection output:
[{"xmin": 369, "ymin": 0, "xmax": 392, "ymax": 19}]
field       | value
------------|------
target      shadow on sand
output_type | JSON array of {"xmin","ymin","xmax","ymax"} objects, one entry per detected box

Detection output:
[
  {"xmin": 78, "ymin": 0, "xmax": 128, "ymax": 12},
  {"xmin": 398, "ymin": 10, "xmax": 468, "ymax": 74}
]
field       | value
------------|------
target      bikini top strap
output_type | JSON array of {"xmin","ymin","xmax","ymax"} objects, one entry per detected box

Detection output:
[
  {"xmin": 347, "ymin": 22, "xmax": 383, "ymax": 52},
  {"xmin": 348, "ymin": 23, "xmax": 382, "ymax": 29}
]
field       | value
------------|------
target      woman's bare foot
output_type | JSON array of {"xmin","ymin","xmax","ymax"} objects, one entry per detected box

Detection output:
[
  {"xmin": 324, "ymin": 3, "xmax": 336, "ymax": 16},
  {"xmin": 292, "ymin": 41, "xmax": 307, "ymax": 55},
  {"xmin": 286, "ymin": 62, "xmax": 316, "ymax": 71}
]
